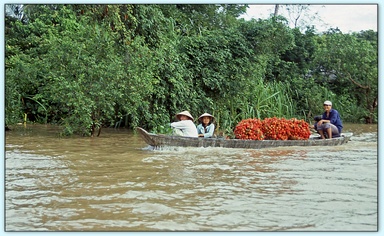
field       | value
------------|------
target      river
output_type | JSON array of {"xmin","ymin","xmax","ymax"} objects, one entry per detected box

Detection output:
[{"xmin": 4, "ymin": 124, "xmax": 378, "ymax": 231}]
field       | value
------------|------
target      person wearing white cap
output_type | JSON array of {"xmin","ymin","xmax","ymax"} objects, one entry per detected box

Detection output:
[
  {"xmin": 196, "ymin": 113, "xmax": 215, "ymax": 138},
  {"xmin": 316, "ymin": 100, "xmax": 343, "ymax": 139},
  {"xmin": 170, "ymin": 111, "xmax": 198, "ymax": 138}
]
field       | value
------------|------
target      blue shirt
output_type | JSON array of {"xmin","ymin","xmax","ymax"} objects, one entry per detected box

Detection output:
[
  {"xmin": 322, "ymin": 109, "xmax": 343, "ymax": 133},
  {"xmin": 196, "ymin": 123, "xmax": 215, "ymax": 138}
]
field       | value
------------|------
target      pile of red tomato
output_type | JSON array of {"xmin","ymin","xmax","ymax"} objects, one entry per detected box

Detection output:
[{"xmin": 234, "ymin": 117, "xmax": 311, "ymax": 140}]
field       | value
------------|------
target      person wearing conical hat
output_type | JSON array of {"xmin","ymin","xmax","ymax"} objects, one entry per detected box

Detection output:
[
  {"xmin": 196, "ymin": 113, "xmax": 215, "ymax": 138},
  {"xmin": 170, "ymin": 110, "xmax": 198, "ymax": 137}
]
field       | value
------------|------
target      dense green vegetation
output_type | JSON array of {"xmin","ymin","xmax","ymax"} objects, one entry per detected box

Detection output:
[{"xmin": 5, "ymin": 4, "xmax": 378, "ymax": 136}]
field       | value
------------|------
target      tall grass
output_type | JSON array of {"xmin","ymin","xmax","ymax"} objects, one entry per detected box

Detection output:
[
  {"xmin": 214, "ymin": 79, "xmax": 296, "ymax": 137},
  {"xmin": 245, "ymin": 80, "xmax": 295, "ymax": 120}
]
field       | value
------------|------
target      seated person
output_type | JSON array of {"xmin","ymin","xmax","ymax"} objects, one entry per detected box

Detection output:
[
  {"xmin": 316, "ymin": 100, "xmax": 343, "ymax": 139},
  {"xmin": 196, "ymin": 113, "xmax": 215, "ymax": 138},
  {"xmin": 170, "ymin": 111, "xmax": 198, "ymax": 138}
]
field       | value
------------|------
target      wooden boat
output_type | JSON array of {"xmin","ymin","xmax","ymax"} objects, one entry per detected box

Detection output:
[{"xmin": 136, "ymin": 127, "xmax": 352, "ymax": 149}]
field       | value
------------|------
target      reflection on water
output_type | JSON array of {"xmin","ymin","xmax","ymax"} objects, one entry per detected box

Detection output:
[{"xmin": 5, "ymin": 124, "xmax": 377, "ymax": 231}]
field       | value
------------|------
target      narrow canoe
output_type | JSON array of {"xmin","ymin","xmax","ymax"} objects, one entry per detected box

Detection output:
[{"xmin": 136, "ymin": 127, "xmax": 352, "ymax": 149}]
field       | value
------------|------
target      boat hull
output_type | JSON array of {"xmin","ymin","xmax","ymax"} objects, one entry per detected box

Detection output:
[{"xmin": 136, "ymin": 127, "xmax": 352, "ymax": 149}]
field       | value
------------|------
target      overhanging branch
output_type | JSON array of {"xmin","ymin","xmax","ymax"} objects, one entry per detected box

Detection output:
[{"xmin": 346, "ymin": 72, "xmax": 369, "ymax": 89}]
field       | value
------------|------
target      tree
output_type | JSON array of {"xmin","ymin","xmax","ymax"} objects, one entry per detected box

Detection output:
[
  {"xmin": 275, "ymin": 4, "xmax": 324, "ymax": 32},
  {"xmin": 6, "ymin": 5, "xmax": 157, "ymax": 135},
  {"xmin": 159, "ymin": 4, "xmax": 247, "ymax": 36},
  {"xmin": 313, "ymin": 30, "xmax": 378, "ymax": 123},
  {"xmin": 5, "ymin": 3, "xmax": 378, "ymax": 136}
]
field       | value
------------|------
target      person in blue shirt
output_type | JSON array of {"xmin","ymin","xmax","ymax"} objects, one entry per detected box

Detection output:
[
  {"xmin": 316, "ymin": 100, "xmax": 343, "ymax": 139},
  {"xmin": 196, "ymin": 113, "xmax": 215, "ymax": 138}
]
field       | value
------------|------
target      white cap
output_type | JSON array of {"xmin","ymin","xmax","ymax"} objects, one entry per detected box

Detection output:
[{"xmin": 324, "ymin": 101, "xmax": 332, "ymax": 106}]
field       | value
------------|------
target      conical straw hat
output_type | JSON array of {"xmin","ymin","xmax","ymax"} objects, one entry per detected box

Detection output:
[
  {"xmin": 176, "ymin": 110, "xmax": 194, "ymax": 120},
  {"xmin": 198, "ymin": 113, "xmax": 215, "ymax": 123}
]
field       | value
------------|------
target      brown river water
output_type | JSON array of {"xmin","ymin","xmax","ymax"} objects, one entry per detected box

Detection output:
[{"xmin": 4, "ymin": 123, "xmax": 378, "ymax": 231}]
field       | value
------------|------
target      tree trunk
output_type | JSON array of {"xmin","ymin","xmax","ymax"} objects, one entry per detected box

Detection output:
[{"xmin": 274, "ymin": 4, "xmax": 279, "ymax": 17}]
